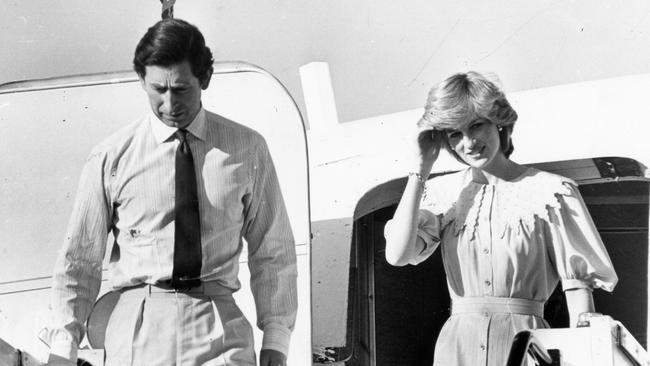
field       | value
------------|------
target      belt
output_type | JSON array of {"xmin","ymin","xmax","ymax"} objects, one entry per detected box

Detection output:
[
  {"xmin": 451, "ymin": 297, "xmax": 544, "ymax": 317},
  {"xmin": 119, "ymin": 281, "xmax": 234, "ymax": 297},
  {"xmin": 87, "ymin": 281, "xmax": 234, "ymax": 349}
]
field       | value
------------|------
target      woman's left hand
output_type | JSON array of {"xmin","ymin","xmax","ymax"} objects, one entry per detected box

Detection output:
[{"xmin": 260, "ymin": 349, "xmax": 287, "ymax": 366}]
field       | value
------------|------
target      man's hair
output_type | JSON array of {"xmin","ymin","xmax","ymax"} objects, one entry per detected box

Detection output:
[{"xmin": 133, "ymin": 18, "xmax": 214, "ymax": 82}]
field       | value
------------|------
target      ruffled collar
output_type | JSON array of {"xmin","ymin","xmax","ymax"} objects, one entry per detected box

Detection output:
[{"xmin": 422, "ymin": 167, "xmax": 576, "ymax": 238}]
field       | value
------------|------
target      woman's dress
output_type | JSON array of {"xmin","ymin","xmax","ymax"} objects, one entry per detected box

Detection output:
[{"xmin": 386, "ymin": 167, "xmax": 618, "ymax": 366}]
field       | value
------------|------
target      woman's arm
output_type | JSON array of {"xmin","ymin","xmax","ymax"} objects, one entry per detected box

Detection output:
[
  {"xmin": 548, "ymin": 181, "xmax": 616, "ymax": 327},
  {"xmin": 384, "ymin": 174, "xmax": 428, "ymax": 266},
  {"xmin": 384, "ymin": 129, "xmax": 442, "ymax": 266},
  {"xmin": 565, "ymin": 288, "xmax": 595, "ymax": 327}
]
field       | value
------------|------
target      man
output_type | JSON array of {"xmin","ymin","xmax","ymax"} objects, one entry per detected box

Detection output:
[{"xmin": 43, "ymin": 18, "xmax": 297, "ymax": 366}]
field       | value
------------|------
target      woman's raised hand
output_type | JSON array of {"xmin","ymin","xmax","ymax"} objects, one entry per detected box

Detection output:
[{"xmin": 413, "ymin": 128, "xmax": 443, "ymax": 175}]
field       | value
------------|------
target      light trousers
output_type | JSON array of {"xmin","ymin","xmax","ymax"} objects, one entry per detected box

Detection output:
[{"xmin": 104, "ymin": 283, "xmax": 256, "ymax": 366}]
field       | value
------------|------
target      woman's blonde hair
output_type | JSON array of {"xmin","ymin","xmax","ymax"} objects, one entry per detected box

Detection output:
[{"xmin": 418, "ymin": 71, "xmax": 518, "ymax": 158}]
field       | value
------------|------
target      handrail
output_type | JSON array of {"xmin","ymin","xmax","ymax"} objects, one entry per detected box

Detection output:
[
  {"xmin": 0, "ymin": 71, "xmax": 137, "ymax": 94},
  {"xmin": 506, "ymin": 330, "xmax": 558, "ymax": 366},
  {"xmin": 0, "ymin": 60, "xmax": 281, "ymax": 95}
]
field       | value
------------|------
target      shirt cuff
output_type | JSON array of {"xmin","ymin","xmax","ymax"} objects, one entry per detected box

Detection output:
[
  {"xmin": 49, "ymin": 335, "xmax": 78, "ymax": 363},
  {"xmin": 562, "ymin": 278, "xmax": 593, "ymax": 291},
  {"xmin": 261, "ymin": 323, "xmax": 292, "ymax": 356}
]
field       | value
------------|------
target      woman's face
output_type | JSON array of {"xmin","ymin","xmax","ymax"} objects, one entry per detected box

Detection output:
[{"xmin": 444, "ymin": 118, "xmax": 503, "ymax": 169}]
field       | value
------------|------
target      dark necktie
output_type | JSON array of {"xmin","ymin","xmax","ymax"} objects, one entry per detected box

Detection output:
[{"xmin": 170, "ymin": 129, "xmax": 202, "ymax": 289}]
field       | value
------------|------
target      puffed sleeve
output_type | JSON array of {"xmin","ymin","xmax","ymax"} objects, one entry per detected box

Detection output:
[
  {"xmin": 412, "ymin": 209, "xmax": 442, "ymax": 265},
  {"xmin": 547, "ymin": 181, "xmax": 618, "ymax": 292},
  {"xmin": 383, "ymin": 207, "xmax": 441, "ymax": 265}
]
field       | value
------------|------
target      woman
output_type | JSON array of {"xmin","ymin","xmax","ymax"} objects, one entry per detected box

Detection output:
[{"xmin": 384, "ymin": 71, "xmax": 617, "ymax": 365}]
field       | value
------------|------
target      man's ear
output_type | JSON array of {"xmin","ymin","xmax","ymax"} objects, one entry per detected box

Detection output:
[
  {"xmin": 139, "ymin": 75, "xmax": 146, "ymax": 90},
  {"xmin": 200, "ymin": 67, "xmax": 213, "ymax": 90}
]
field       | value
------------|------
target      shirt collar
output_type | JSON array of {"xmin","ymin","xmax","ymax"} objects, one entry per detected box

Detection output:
[{"xmin": 149, "ymin": 107, "xmax": 207, "ymax": 144}]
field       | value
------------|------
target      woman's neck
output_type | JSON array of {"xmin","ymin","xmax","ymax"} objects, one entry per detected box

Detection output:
[{"xmin": 471, "ymin": 155, "xmax": 528, "ymax": 185}]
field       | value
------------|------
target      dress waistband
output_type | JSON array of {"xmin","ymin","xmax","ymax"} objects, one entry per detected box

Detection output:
[
  {"xmin": 120, "ymin": 281, "xmax": 234, "ymax": 297},
  {"xmin": 451, "ymin": 297, "xmax": 544, "ymax": 317}
]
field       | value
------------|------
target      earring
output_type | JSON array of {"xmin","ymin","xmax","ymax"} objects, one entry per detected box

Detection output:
[{"xmin": 497, "ymin": 125, "xmax": 503, "ymax": 131}]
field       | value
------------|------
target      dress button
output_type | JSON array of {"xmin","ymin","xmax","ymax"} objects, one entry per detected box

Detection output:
[
  {"xmin": 485, "ymin": 280, "xmax": 491, "ymax": 286},
  {"xmin": 482, "ymin": 248, "xmax": 489, "ymax": 254}
]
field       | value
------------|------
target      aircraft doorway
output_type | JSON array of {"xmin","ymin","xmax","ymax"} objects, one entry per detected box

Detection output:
[
  {"xmin": 352, "ymin": 205, "xmax": 448, "ymax": 366},
  {"xmin": 348, "ymin": 157, "xmax": 649, "ymax": 365}
]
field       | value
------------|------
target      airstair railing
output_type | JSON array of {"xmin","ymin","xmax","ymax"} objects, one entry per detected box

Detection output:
[{"xmin": 505, "ymin": 330, "xmax": 560, "ymax": 366}]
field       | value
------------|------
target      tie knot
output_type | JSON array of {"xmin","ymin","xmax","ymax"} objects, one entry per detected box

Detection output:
[{"xmin": 174, "ymin": 129, "xmax": 189, "ymax": 143}]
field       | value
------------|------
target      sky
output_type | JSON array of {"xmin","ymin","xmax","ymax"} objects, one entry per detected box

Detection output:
[{"xmin": 2, "ymin": 0, "xmax": 650, "ymax": 123}]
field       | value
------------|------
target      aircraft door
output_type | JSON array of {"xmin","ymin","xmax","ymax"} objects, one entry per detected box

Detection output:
[
  {"xmin": 201, "ymin": 62, "xmax": 311, "ymax": 365},
  {"xmin": 0, "ymin": 61, "xmax": 311, "ymax": 365}
]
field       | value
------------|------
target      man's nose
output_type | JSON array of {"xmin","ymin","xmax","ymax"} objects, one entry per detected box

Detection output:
[{"xmin": 162, "ymin": 91, "xmax": 176, "ymax": 109}]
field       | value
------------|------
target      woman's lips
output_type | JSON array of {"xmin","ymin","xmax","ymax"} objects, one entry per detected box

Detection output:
[{"xmin": 466, "ymin": 146, "xmax": 485, "ymax": 157}]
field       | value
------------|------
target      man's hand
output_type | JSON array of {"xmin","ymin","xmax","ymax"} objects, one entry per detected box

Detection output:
[{"xmin": 260, "ymin": 349, "xmax": 287, "ymax": 366}]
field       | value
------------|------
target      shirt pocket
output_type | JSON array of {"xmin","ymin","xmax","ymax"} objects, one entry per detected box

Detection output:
[{"xmin": 121, "ymin": 233, "xmax": 162, "ymax": 280}]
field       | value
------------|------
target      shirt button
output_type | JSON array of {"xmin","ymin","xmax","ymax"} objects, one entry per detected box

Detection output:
[
  {"xmin": 480, "ymin": 344, "xmax": 486, "ymax": 351},
  {"xmin": 482, "ymin": 248, "xmax": 490, "ymax": 254},
  {"xmin": 485, "ymin": 280, "xmax": 491, "ymax": 286},
  {"xmin": 484, "ymin": 312, "xmax": 490, "ymax": 317}
]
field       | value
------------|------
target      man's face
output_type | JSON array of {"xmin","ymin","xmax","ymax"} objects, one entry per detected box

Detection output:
[{"xmin": 140, "ymin": 60, "xmax": 208, "ymax": 129}]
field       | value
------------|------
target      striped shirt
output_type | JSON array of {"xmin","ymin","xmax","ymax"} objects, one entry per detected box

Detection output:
[{"xmin": 47, "ymin": 108, "xmax": 297, "ymax": 359}]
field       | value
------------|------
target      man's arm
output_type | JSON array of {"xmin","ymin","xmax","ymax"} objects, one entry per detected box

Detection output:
[
  {"xmin": 45, "ymin": 149, "xmax": 112, "ymax": 363},
  {"xmin": 243, "ymin": 138, "xmax": 297, "ymax": 363}
]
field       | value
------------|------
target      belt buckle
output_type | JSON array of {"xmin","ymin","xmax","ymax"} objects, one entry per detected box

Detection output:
[
  {"xmin": 166, "ymin": 278, "xmax": 200, "ymax": 292},
  {"xmin": 174, "ymin": 285, "xmax": 193, "ymax": 293}
]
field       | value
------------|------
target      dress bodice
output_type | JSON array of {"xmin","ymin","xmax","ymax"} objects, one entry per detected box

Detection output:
[{"xmin": 410, "ymin": 167, "xmax": 617, "ymax": 300}]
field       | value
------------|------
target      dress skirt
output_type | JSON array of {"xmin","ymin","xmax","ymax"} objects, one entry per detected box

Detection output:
[{"xmin": 433, "ymin": 297, "xmax": 548, "ymax": 366}]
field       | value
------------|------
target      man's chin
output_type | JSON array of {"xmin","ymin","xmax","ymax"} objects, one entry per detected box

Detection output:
[{"xmin": 159, "ymin": 117, "xmax": 190, "ymax": 129}]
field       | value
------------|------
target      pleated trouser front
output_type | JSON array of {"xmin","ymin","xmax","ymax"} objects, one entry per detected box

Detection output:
[{"xmin": 103, "ymin": 284, "xmax": 256, "ymax": 366}]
